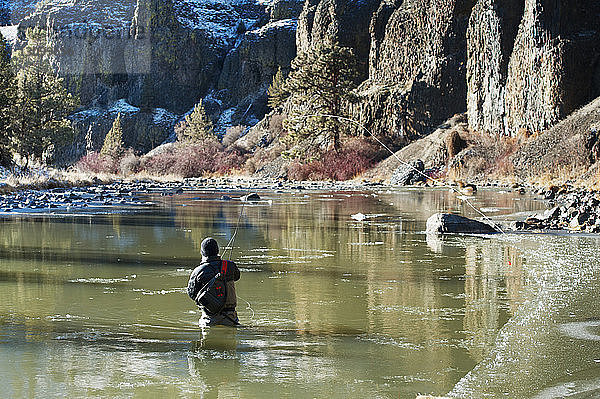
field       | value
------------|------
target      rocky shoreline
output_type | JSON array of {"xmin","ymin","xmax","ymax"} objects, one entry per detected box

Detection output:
[
  {"xmin": 0, "ymin": 177, "xmax": 385, "ymax": 214},
  {"xmin": 1, "ymin": 175, "xmax": 599, "ymax": 235},
  {"xmin": 513, "ymin": 186, "xmax": 600, "ymax": 234}
]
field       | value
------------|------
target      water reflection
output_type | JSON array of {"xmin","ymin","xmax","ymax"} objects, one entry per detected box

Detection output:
[
  {"xmin": 450, "ymin": 235, "xmax": 600, "ymax": 398},
  {"xmin": 0, "ymin": 188, "xmax": 560, "ymax": 397}
]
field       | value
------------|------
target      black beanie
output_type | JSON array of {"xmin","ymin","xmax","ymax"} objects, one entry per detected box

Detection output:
[{"xmin": 201, "ymin": 237, "xmax": 219, "ymax": 257}]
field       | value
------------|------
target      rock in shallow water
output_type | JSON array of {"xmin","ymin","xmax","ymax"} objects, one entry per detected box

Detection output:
[
  {"xmin": 240, "ymin": 193, "xmax": 261, "ymax": 202},
  {"xmin": 426, "ymin": 213, "xmax": 497, "ymax": 234}
]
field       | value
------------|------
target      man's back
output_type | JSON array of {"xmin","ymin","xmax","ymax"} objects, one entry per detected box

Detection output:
[{"xmin": 188, "ymin": 255, "xmax": 241, "ymax": 326}]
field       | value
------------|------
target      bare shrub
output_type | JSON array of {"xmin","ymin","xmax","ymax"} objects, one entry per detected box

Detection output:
[
  {"xmin": 287, "ymin": 138, "xmax": 381, "ymax": 181},
  {"xmin": 75, "ymin": 152, "xmax": 118, "ymax": 174},
  {"xmin": 119, "ymin": 150, "xmax": 140, "ymax": 175},
  {"xmin": 139, "ymin": 137, "xmax": 248, "ymax": 178},
  {"xmin": 223, "ymin": 125, "xmax": 246, "ymax": 147}
]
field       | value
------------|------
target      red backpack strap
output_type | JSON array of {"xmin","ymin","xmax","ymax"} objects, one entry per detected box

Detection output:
[{"xmin": 221, "ymin": 260, "xmax": 228, "ymax": 275}]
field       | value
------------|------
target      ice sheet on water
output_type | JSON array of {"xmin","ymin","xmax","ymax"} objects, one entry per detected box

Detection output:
[
  {"xmin": 68, "ymin": 276, "xmax": 133, "ymax": 284},
  {"xmin": 132, "ymin": 288, "xmax": 186, "ymax": 295}
]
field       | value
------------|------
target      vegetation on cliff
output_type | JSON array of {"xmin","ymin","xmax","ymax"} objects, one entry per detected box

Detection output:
[
  {"xmin": 176, "ymin": 100, "xmax": 214, "ymax": 143},
  {"xmin": 283, "ymin": 41, "xmax": 360, "ymax": 155},
  {"xmin": 0, "ymin": 28, "xmax": 76, "ymax": 168}
]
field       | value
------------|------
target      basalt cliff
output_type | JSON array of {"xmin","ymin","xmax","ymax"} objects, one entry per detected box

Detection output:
[{"xmin": 1, "ymin": 0, "xmax": 599, "ymax": 176}]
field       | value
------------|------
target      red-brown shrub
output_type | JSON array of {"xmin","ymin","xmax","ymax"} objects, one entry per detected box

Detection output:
[
  {"xmin": 75, "ymin": 152, "xmax": 119, "ymax": 174},
  {"xmin": 139, "ymin": 140, "xmax": 249, "ymax": 177},
  {"xmin": 288, "ymin": 138, "xmax": 381, "ymax": 181}
]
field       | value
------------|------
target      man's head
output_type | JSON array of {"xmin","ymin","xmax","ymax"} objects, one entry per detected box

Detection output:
[{"xmin": 201, "ymin": 237, "xmax": 219, "ymax": 258}]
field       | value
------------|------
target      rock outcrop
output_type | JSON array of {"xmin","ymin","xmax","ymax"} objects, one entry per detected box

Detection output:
[
  {"xmin": 354, "ymin": 0, "xmax": 475, "ymax": 142},
  {"xmin": 216, "ymin": 18, "xmax": 297, "ymax": 130},
  {"xmin": 466, "ymin": 0, "xmax": 523, "ymax": 136},
  {"xmin": 296, "ymin": 0, "xmax": 380, "ymax": 78},
  {"xmin": 467, "ymin": 0, "xmax": 600, "ymax": 136}
]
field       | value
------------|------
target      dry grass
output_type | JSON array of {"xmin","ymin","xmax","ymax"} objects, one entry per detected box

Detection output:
[
  {"xmin": 0, "ymin": 168, "xmax": 110, "ymax": 193},
  {"xmin": 447, "ymin": 130, "xmax": 521, "ymax": 182},
  {"xmin": 529, "ymin": 164, "xmax": 591, "ymax": 189}
]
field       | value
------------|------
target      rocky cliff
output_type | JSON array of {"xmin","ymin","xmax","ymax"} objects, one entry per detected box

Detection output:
[
  {"xmin": 289, "ymin": 0, "xmax": 600, "ymax": 145},
  {"xmin": 2, "ymin": 0, "xmax": 600, "ymax": 172},
  {"xmin": 468, "ymin": 0, "xmax": 600, "ymax": 136},
  {"xmin": 2, "ymin": 0, "xmax": 302, "ymax": 164}
]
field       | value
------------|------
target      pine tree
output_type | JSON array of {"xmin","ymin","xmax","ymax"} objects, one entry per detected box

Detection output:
[
  {"xmin": 284, "ymin": 41, "xmax": 359, "ymax": 154},
  {"xmin": 101, "ymin": 113, "xmax": 125, "ymax": 158},
  {"xmin": 0, "ymin": 34, "xmax": 15, "ymax": 166},
  {"xmin": 10, "ymin": 28, "xmax": 77, "ymax": 166},
  {"xmin": 267, "ymin": 67, "xmax": 289, "ymax": 110},
  {"xmin": 177, "ymin": 100, "xmax": 214, "ymax": 143}
]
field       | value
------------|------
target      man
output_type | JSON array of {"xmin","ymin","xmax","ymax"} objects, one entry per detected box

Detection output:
[{"xmin": 187, "ymin": 237, "xmax": 241, "ymax": 327}]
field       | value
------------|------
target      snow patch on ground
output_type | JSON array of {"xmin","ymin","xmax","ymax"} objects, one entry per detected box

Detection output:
[
  {"xmin": 70, "ymin": 107, "xmax": 103, "ymax": 121},
  {"xmin": 216, "ymin": 107, "xmax": 236, "ymax": 135},
  {"xmin": 108, "ymin": 99, "xmax": 140, "ymax": 114},
  {"xmin": 0, "ymin": 25, "xmax": 18, "ymax": 46},
  {"xmin": 249, "ymin": 18, "xmax": 296, "ymax": 37},
  {"xmin": 152, "ymin": 108, "xmax": 177, "ymax": 125}
]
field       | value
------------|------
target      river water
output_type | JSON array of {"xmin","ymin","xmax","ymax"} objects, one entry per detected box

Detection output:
[{"xmin": 0, "ymin": 186, "xmax": 599, "ymax": 398}]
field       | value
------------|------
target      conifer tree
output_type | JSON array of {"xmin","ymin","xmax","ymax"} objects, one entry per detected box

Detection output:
[
  {"xmin": 0, "ymin": 34, "xmax": 15, "ymax": 166},
  {"xmin": 10, "ymin": 28, "xmax": 77, "ymax": 166},
  {"xmin": 101, "ymin": 113, "xmax": 125, "ymax": 158},
  {"xmin": 177, "ymin": 100, "xmax": 214, "ymax": 143},
  {"xmin": 284, "ymin": 41, "xmax": 359, "ymax": 154},
  {"xmin": 267, "ymin": 67, "xmax": 289, "ymax": 109}
]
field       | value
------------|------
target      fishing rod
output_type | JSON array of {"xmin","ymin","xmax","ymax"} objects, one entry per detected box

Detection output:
[{"xmin": 224, "ymin": 198, "xmax": 246, "ymax": 260}]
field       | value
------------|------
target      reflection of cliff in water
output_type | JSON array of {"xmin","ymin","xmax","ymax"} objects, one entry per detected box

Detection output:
[{"xmin": 450, "ymin": 235, "xmax": 600, "ymax": 398}]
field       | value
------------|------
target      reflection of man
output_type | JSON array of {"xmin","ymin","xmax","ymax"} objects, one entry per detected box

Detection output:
[{"xmin": 187, "ymin": 237, "xmax": 241, "ymax": 326}]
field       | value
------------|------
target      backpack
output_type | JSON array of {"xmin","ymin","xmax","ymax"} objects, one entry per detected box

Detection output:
[{"xmin": 195, "ymin": 260, "xmax": 228, "ymax": 315}]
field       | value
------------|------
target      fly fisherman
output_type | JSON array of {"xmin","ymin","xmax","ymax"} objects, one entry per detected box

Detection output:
[{"xmin": 187, "ymin": 237, "xmax": 241, "ymax": 327}]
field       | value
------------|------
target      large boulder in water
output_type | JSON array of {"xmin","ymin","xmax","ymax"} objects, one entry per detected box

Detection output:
[{"xmin": 426, "ymin": 213, "xmax": 497, "ymax": 234}]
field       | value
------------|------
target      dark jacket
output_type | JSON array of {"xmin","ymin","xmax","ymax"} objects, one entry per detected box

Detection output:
[{"xmin": 187, "ymin": 255, "xmax": 240, "ymax": 311}]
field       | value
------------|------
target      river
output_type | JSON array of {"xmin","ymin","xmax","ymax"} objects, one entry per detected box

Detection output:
[{"xmin": 1, "ymin": 186, "xmax": 598, "ymax": 398}]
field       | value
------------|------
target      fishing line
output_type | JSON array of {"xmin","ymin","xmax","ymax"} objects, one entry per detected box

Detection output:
[
  {"xmin": 223, "ymin": 197, "xmax": 257, "ymax": 321},
  {"xmin": 290, "ymin": 113, "xmax": 572, "ymax": 274},
  {"xmin": 237, "ymin": 294, "xmax": 256, "ymax": 320},
  {"xmin": 291, "ymin": 113, "xmax": 507, "ymax": 235}
]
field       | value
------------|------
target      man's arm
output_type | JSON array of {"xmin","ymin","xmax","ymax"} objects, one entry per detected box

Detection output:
[
  {"xmin": 188, "ymin": 266, "xmax": 209, "ymax": 300},
  {"xmin": 187, "ymin": 268, "xmax": 199, "ymax": 300},
  {"xmin": 226, "ymin": 260, "xmax": 241, "ymax": 281}
]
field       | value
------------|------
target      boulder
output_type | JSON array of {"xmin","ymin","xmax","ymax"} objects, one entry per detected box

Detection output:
[
  {"xmin": 426, "ymin": 213, "xmax": 497, "ymax": 234},
  {"xmin": 240, "ymin": 193, "xmax": 261, "ymax": 202},
  {"xmin": 390, "ymin": 159, "xmax": 426, "ymax": 186}
]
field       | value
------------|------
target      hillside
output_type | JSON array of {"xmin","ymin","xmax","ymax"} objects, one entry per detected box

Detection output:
[{"xmin": 1, "ymin": 0, "xmax": 599, "ymax": 182}]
